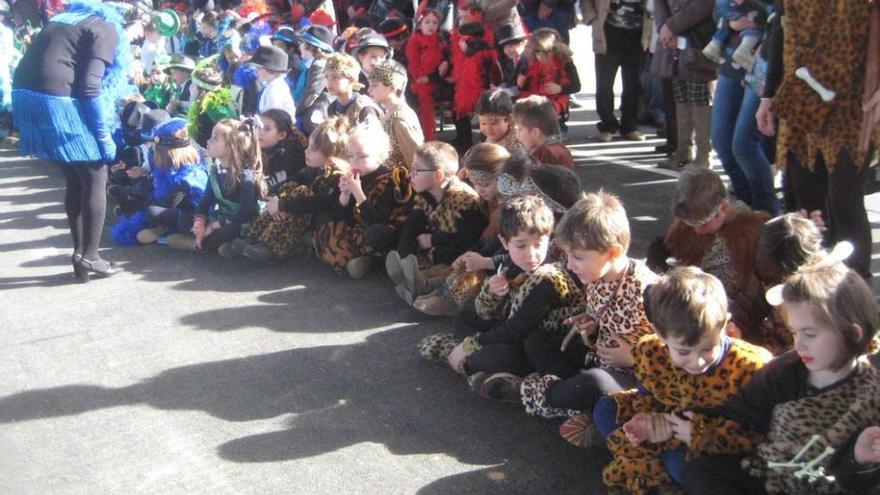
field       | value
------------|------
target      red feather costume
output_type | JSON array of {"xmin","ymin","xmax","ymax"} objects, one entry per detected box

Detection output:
[
  {"xmin": 450, "ymin": 23, "xmax": 501, "ymax": 119},
  {"xmin": 519, "ymin": 55, "xmax": 571, "ymax": 116},
  {"xmin": 406, "ymin": 30, "xmax": 448, "ymax": 141}
]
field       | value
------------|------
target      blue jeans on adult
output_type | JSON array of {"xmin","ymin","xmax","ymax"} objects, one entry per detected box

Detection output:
[
  {"xmin": 711, "ymin": 73, "xmax": 780, "ymax": 214},
  {"xmin": 593, "ymin": 395, "xmax": 688, "ymax": 485}
]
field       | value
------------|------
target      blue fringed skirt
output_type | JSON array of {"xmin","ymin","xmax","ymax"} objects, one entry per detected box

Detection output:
[{"xmin": 12, "ymin": 89, "xmax": 102, "ymax": 163}]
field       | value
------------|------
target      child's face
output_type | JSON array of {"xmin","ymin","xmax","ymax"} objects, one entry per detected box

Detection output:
[
  {"xmin": 662, "ymin": 330, "xmax": 725, "ymax": 375},
  {"xmin": 410, "ymin": 155, "xmax": 443, "ymax": 193},
  {"xmin": 347, "ymin": 137, "xmax": 381, "ymax": 175},
  {"xmin": 420, "ymin": 15, "xmax": 440, "ymax": 35},
  {"xmin": 478, "ymin": 114, "xmax": 511, "ymax": 143},
  {"xmin": 500, "ymin": 230, "xmax": 550, "ymax": 273},
  {"xmin": 685, "ymin": 200, "xmax": 729, "ymax": 236},
  {"xmin": 357, "ymin": 47, "xmax": 388, "ymax": 74},
  {"xmin": 564, "ymin": 246, "xmax": 619, "ymax": 285},
  {"xmin": 206, "ymin": 127, "xmax": 231, "ymax": 159},
  {"xmin": 515, "ymin": 120, "xmax": 543, "ymax": 151},
  {"xmin": 469, "ymin": 172, "xmax": 497, "ymax": 202},
  {"xmin": 170, "ymin": 68, "xmax": 189, "ymax": 84},
  {"xmin": 258, "ymin": 118, "xmax": 286, "ymax": 150},
  {"xmin": 299, "ymin": 43, "xmax": 315, "ymax": 59},
  {"xmin": 368, "ymin": 79, "xmax": 395, "ymax": 105},
  {"xmin": 326, "ymin": 71, "xmax": 354, "ymax": 96},
  {"xmin": 503, "ymin": 40, "xmax": 526, "ymax": 60},
  {"xmin": 201, "ymin": 22, "xmax": 216, "ymax": 38},
  {"xmin": 784, "ymin": 301, "xmax": 849, "ymax": 373},
  {"xmin": 146, "ymin": 29, "xmax": 162, "ymax": 43},
  {"xmin": 150, "ymin": 69, "xmax": 166, "ymax": 84},
  {"xmin": 256, "ymin": 67, "xmax": 275, "ymax": 83},
  {"xmin": 305, "ymin": 136, "xmax": 328, "ymax": 169}
]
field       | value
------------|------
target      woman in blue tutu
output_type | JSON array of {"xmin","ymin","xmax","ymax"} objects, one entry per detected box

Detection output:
[{"xmin": 12, "ymin": 0, "xmax": 132, "ymax": 282}]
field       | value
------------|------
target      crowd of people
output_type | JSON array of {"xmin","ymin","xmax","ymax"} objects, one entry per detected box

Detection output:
[{"xmin": 1, "ymin": 0, "xmax": 880, "ymax": 493}]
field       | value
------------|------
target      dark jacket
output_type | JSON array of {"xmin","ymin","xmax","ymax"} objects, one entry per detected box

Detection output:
[{"xmin": 651, "ymin": 0, "xmax": 717, "ymax": 82}]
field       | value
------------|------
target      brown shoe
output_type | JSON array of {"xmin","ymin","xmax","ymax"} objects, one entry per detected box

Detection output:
[
  {"xmin": 596, "ymin": 131, "xmax": 614, "ymax": 143},
  {"xmin": 622, "ymin": 130, "xmax": 644, "ymax": 142},
  {"xmin": 413, "ymin": 290, "xmax": 460, "ymax": 317},
  {"xmin": 136, "ymin": 226, "xmax": 169, "ymax": 244}
]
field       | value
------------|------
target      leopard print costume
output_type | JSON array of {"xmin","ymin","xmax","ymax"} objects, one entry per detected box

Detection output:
[
  {"xmin": 741, "ymin": 360, "xmax": 880, "ymax": 494},
  {"xmin": 382, "ymin": 104, "xmax": 424, "ymax": 171},
  {"xmin": 413, "ymin": 177, "xmax": 486, "ymax": 265},
  {"xmin": 247, "ymin": 166, "xmax": 344, "ymax": 258},
  {"xmin": 489, "ymin": 124, "xmax": 525, "ymax": 155},
  {"xmin": 774, "ymin": 0, "xmax": 873, "ymax": 173},
  {"xmin": 314, "ymin": 165, "xmax": 416, "ymax": 271},
  {"xmin": 520, "ymin": 260, "xmax": 658, "ymax": 418},
  {"xmin": 602, "ymin": 334, "xmax": 772, "ymax": 495}
]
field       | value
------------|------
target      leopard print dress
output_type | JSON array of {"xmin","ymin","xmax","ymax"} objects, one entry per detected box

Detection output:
[
  {"xmin": 601, "ymin": 335, "xmax": 773, "ymax": 495},
  {"xmin": 774, "ymin": 0, "xmax": 873, "ymax": 173}
]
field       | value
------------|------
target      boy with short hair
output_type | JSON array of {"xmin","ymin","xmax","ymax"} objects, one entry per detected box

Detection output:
[
  {"xmin": 474, "ymin": 88, "xmax": 522, "ymax": 154},
  {"xmin": 646, "ymin": 168, "xmax": 769, "ymax": 304},
  {"xmin": 444, "ymin": 195, "xmax": 580, "ymax": 397},
  {"xmin": 386, "ymin": 141, "xmax": 487, "ymax": 303},
  {"xmin": 368, "ymin": 59, "xmax": 424, "ymax": 171},
  {"xmin": 325, "ymin": 52, "xmax": 381, "ymax": 127},
  {"xmin": 513, "ymin": 95, "xmax": 575, "ymax": 170},
  {"xmin": 593, "ymin": 267, "xmax": 772, "ymax": 495},
  {"xmin": 518, "ymin": 192, "xmax": 657, "ymax": 416}
]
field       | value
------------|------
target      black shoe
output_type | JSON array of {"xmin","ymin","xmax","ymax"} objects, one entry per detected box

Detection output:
[
  {"xmin": 71, "ymin": 254, "xmax": 87, "ymax": 283},
  {"xmin": 243, "ymin": 242, "xmax": 280, "ymax": 264},
  {"xmin": 218, "ymin": 239, "xmax": 247, "ymax": 259},
  {"xmin": 76, "ymin": 257, "xmax": 122, "ymax": 279},
  {"xmin": 654, "ymin": 143, "xmax": 676, "ymax": 154}
]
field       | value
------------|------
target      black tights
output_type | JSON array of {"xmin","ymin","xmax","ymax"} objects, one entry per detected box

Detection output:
[{"xmin": 60, "ymin": 163, "xmax": 108, "ymax": 261}]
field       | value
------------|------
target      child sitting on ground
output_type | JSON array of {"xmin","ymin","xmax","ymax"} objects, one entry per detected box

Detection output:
[
  {"xmin": 313, "ymin": 120, "xmax": 416, "ymax": 278},
  {"xmin": 684, "ymin": 257, "xmax": 880, "ymax": 494},
  {"xmin": 595, "ymin": 267, "xmax": 772, "ymax": 495},
  {"xmin": 514, "ymin": 192, "xmax": 657, "ymax": 418},
  {"xmin": 406, "ymin": 9, "xmax": 450, "ymax": 141},
  {"xmin": 513, "ymin": 95, "xmax": 575, "ymax": 170},
  {"xmin": 257, "ymin": 109, "xmax": 308, "ymax": 196},
  {"xmin": 325, "ymin": 52, "xmax": 382, "ymax": 127},
  {"xmin": 516, "ymin": 27, "xmax": 581, "ymax": 139},
  {"xmin": 413, "ymin": 142, "xmax": 508, "ymax": 317},
  {"xmin": 183, "ymin": 118, "xmax": 268, "ymax": 255},
  {"xmin": 241, "ymin": 117, "xmax": 351, "ymax": 263},
  {"xmin": 443, "ymin": 195, "xmax": 580, "ymax": 395},
  {"xmin": 386, "ymin": 141, "xmax": 487, "ymax": 304},
  {"xmin": 368, "ymin": 59, "xmax": 425, "ymax": 171},
  {"xmin": 475, "ymin": 88, "xmax": 522, "ymax": 154},
  {"xmin": 188, "ymin": 65, "xmax": 237, "ymax": 149},
  {"xmin": 647, "ymin": 168, "xmax": 769, "ymax": 305}
]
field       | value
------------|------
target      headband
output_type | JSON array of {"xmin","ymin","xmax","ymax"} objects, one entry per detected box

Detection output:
[
  {"xmin": 764, "ymin": 241, "xmax": 855, "ymax": 306},
  {"xmin": 496, "ymin": 173, "xmax": 567, "ymax": 213}
]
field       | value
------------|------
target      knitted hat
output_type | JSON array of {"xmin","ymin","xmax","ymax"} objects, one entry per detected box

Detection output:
[
  {"xmin": 192, "ymin": 67, "xmax": 223, "ymax": 91},
  {"xmin": 153, "ymin": 118, "xmax": 191, "ymax": 148}
]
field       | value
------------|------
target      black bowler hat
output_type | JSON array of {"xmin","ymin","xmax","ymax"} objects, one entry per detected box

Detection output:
[
  {"xmin": 496, "ymin": 22, "xmax": 527, "ymax": 47},
  {"xmin": 377, "ymin": 18, "xmax": 409, "ymax": 41},
  {"xmin": 295, "ymin": 24, "xmax": 336, "ymax": 54},
  {"xmin": 250, "ymin": 45, "xmax": 289, "ymax": 72},
  {"xmin": 139, "ymin": 109, "xmax": 171, "ymax": 142},
  {"xmin": 351, "ymin": 31, "xmax": 391, "ymax": 58}
]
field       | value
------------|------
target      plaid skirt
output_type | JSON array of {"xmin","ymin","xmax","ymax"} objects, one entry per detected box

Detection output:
[{"xmin": 673, "ymin": 79, "xmax": 711, "ymax": 106}]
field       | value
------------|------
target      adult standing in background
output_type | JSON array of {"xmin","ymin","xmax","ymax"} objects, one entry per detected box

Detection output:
[
  {"xmin": 521, "ymin": 0, "xmax": 577, "ymax": 45},
  {"xmin": 12, "ymin": 0, "xmax": 131, "ymax": 281}
]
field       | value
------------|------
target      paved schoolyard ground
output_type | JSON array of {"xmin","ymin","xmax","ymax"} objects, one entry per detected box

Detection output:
[{"xmin": 2, "ymin": 25, "xmax": 879, "ymax": 494}]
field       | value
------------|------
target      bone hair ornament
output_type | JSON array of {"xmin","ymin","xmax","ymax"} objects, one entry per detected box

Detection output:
[
  {"xmin": 765, "ymin": 434, "xmax": 838, "ymax": 484},
  {"xmin": 765, "ymin": 241, "xmax": 853, "ymax": 306},
  {"xmin": 795, "ymin": 67, "xmax": 837, "ymax": 102}
]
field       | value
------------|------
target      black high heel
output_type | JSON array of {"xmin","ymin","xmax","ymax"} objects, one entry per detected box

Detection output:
[
  {"xmin": 71, "ymin": 254, "xmax": 89, "ymax": 283},
  {"xmin": 76, "ymin": 257, "xmax": 122, "ymax": 279}
]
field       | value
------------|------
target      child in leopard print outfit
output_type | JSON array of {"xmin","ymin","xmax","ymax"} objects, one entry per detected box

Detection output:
[
  {"xmin": 593, "ymin": 266, "xmax": 772, "ymax": 495},
  {"xmin": 518, "ymin": 192, "xmax": 657, "ymax": 420},
  {"xmin": 685, "ymin": 255, "xmax": 880, "ymax": 495},
  {"xmin": 647, "ymin": 168, "xmax": 769, "ymax": 309}
]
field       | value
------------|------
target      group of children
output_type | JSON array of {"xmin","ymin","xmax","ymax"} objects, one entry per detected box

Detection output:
[{"xmin": 15, "ymin": 0, "xmax": 876, "ymax": 492}]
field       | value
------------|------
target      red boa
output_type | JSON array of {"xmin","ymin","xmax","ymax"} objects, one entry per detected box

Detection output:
[{"xmin": 520, "ymin": 56, "xmax": 571, "ymax": 116}]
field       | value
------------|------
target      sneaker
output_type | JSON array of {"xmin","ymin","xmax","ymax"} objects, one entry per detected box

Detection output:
[
  {"xmin": 136, "ymin": 225, "xmax": 169, "ymax": 244},
  {"xmin": 218, "ymin": 239, "xmax": 247, "ymax": 259},
  {"xmin": 596, "ymin": 131, "xmax": 614, "ymax": 143},
  {"xmin": 346, "ymin": 256, "xmax": 372, "ymax": 279},
  {"xmin": 243, "ymin": 242, "xmax": 280, "ymax": 263},
  {"xmin": 401, "ymin": 254, "xmax": 431, "ymax": 299},
  {"xmin": 471, "ymin": 372, "xmax": 524, "ymax": 403},
  {"xmin": 622, "ymin": 130, "xmax": 644, "ymax": 142},
  {"xmin": 385, "ymin": 251, "xmax": 406, "ymax": 294},
  {"xmin": 413, "ymin": 290, "xmax": 460, "ymax": 317},
  {"xmin": 166, "ymin": 233, "xmax": 196, "ymax": 251}
]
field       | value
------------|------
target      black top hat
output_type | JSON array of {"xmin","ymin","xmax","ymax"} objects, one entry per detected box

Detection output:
[
  {"xmin": 139, "ymin": 109, "xmax": 172, "ymax": 142},
  {"xmin": 250, "ymin": 45, "xmax": 289, "ymax": 72},
  {"xmin": 459, "ymin": 22, "xmax": 485, "ymax": 38},
  {"xmin": 351, "ymin": 32, "xmax": 391, "ymax": 58},
  {"xmin": 377, "ymin": 18, "xmax": 409, "ymax": 41},
  {"xmin": 121, "ymin": 102, "xmax": 151, "ymax": 132},
  {"xmin": 496, "ymin": 22, "xmax": 527, "ymax": 47},
  {"xmin": 296, "ymin": 24, "xmax": 336, "ymax": 54}
]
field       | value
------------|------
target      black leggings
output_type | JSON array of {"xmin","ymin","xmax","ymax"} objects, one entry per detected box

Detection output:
[
  {"xmin": 60, "ymin": 162, "xmax": 108, "ymax": 260},
  {"xmin": 547, "ymin": 367, "xmax": 638, "ymax": 412},
  {"xmin": 202, "ymin": 222, "xmax": 243, "ymax": 252}
]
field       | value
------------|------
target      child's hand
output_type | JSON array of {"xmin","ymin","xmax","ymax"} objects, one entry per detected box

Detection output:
[
  {"xmin": 348, "ymin": 172, "xmax": 365, "ymax": 204},
  {"xmin": 854, "ymin": 426, "xmax": 880, "ymax": 465},
  {"xmin": 456, "ymin": 252, "xmax": 493, "ymax": 272},
  {"xmin": 266, "ymin": 196, "xmax": 279, "ymax": 216},
  {"xmin": 110, "ymin": 162, "xmax": 125, "ymax": 172},
  {"xmin": 645, "ymin": 413, "xmax": 674, "ymax": 443},
  {"xmin": 488, "ymin": 273, "xmax": 510, "ymax": 296},
  {"xmin": 543, "ymin": 82, "xmax": 562, "ymax": 95},
  {"xmin": 209, "ymin": 221, "xmax": 221, "ymax": 231},
  {"xmin": 726, "ymin": 320, "xmax": 742, "ymax": 338},
  {"xmin": 560, "ymin": 313, "xmax": 597, "ymax": 351},
  {"xmin": 447, "ymin": 342, "xmax": 469, "ymax": 373},
  {"xmin": 757, "ymin": 98, "xmax": 776, "ymax": 137},
  {"xmin": 417, "ymin": 233, "xmax": 432, "ymax": 250},
  {"xmin": 729, "ymin": 16, "xmax": 755, "ymax": 31},
  {"xmin": 624, "ymin": 413, "xmax": 672, "ymax": 445},
  {"xmin": 439, "ymin": 61, "xmax": 449, "ymax": 77},
  {"xmin": 798, "ymin": 209, "xmax": 827, "ymax": 232},
  {"xmin": 126, "ymin": 166, "xmax": 146, "ymax": 179},
  {"xmin": 516, "ymin": 74, "xmax": 526, "ymax": 88},
  {"xmin": 665, "ymin": 411, "xmax": 695, "ymax": 445},
  {"xmin": 597, "ymin": 334, "xmax": 635, "ymax": 368},
  {"xmin": 659, "ymin": 24, "xmax": 676, "ymax": 49}
]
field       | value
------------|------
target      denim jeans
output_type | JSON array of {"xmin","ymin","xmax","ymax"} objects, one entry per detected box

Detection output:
[{"xmin": 710, "ymin": 73, "xmax": 780, "ymax": 214}]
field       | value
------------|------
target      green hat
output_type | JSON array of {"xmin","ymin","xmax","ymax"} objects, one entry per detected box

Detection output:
[
  {"xmin": 152, "ymin": 9, "xmax": 180, "ymax": 38},
  {"xmin": 164, "ymin": 54, "xmax": 196, "ymax": 74}
]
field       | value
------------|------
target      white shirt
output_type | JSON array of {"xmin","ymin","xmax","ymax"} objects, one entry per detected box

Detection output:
[{"xmin": 258, "ymin": 75, "xmax": 297, "ymax": 124}]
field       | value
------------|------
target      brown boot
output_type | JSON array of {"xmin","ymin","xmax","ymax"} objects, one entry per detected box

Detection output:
[{"xmin": 657, "ymin": 103, "xmax": 693, "ymax": 169}]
